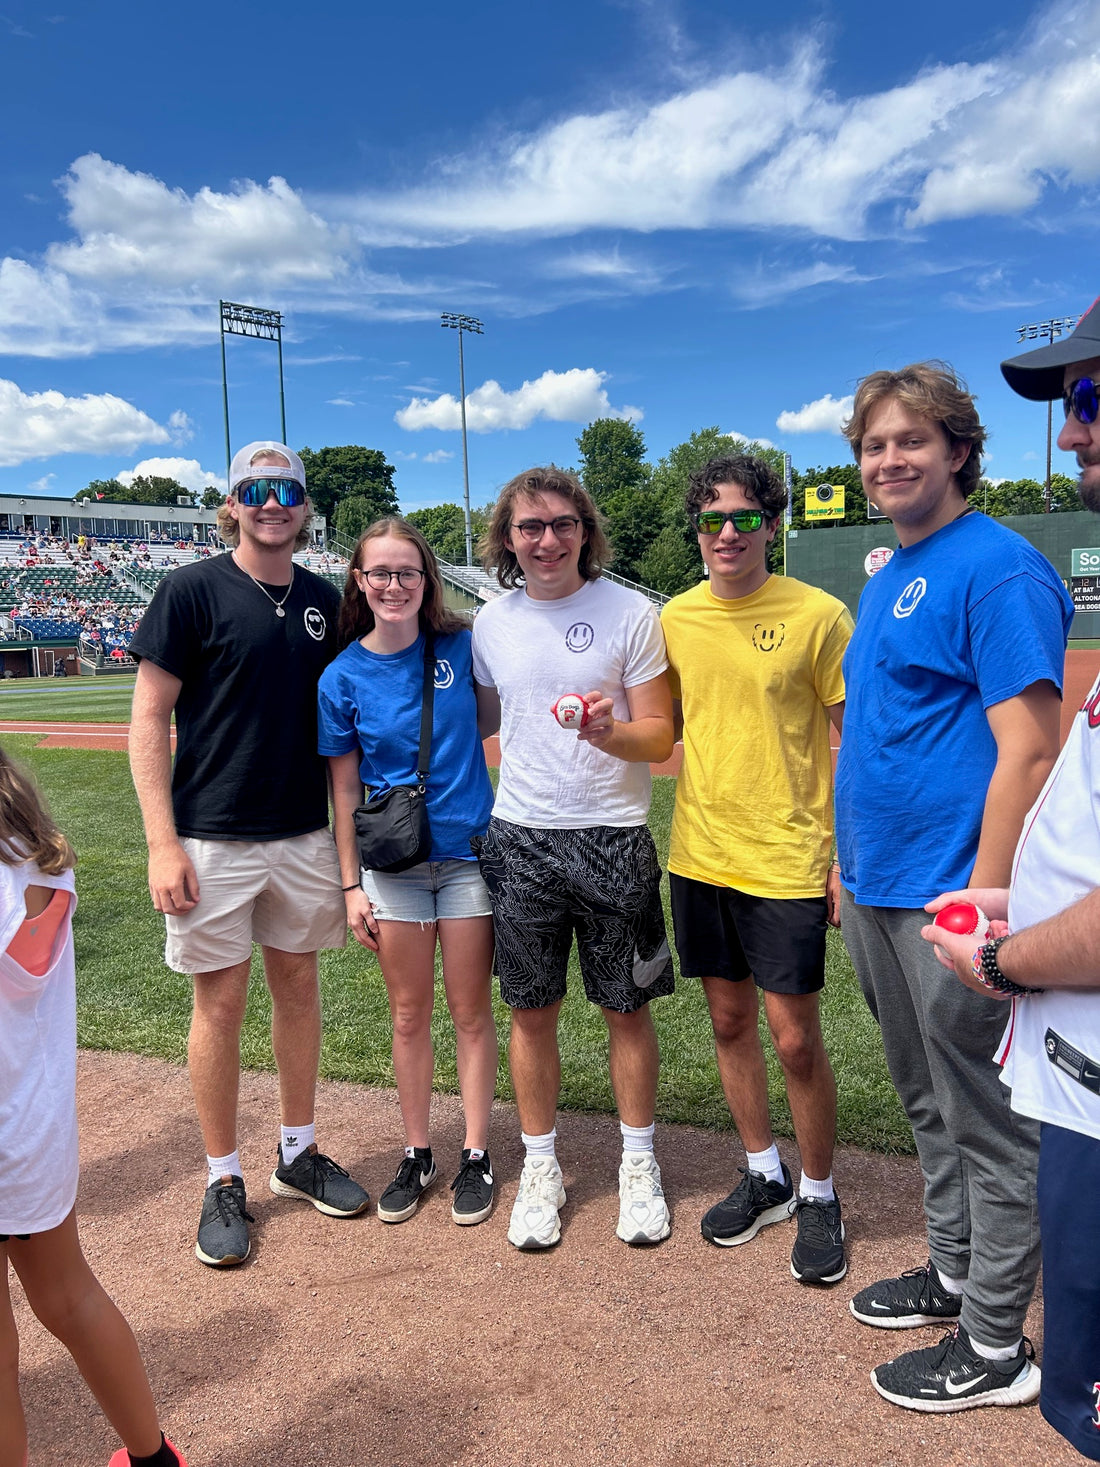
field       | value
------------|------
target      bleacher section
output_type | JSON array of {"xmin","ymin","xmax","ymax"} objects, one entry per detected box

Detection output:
[{"xmin": 0, "ymin": 535, "xmax": 353, "ymax": 661}]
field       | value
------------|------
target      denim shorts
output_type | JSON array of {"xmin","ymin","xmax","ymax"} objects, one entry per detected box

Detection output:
[{"xmin": 362, "ymin": 858, "xmax": 492, "ymax": 923}]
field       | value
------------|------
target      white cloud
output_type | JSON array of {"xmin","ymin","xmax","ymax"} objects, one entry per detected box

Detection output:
[
  {"xmin": 27, "ymin": 473, "xmax": 56, "ymax": 493},
  {"xmin": 776, "ymin": 393, "xmax": 854, "ymax": 434},
  {"xmin": 725, "ymin": 429, "xmax": 777, "ymax": 450},
  {"xmin": 423, "ymin": 449, "xmax": 455, "ymax": 463},
  {"xmin": 326, "ymin": 398, "xmax": 355, "ymax": 407},
  {"xmin": 337, "ymin": 2, "xmax": 1100, "ymax": 244},
  {"xmin": 167, "ymin": 409, "xmax": 193, "ymax": 442},
  {"xmin": 395, "ymin": 368, "xmax": 642, "ymax": 432},
  {"xmin": 731, "ymin": 262, "xmax": 875, "ymax": 306},
  {"xmin": 0, "ymin": 379, "xmax": 171, "ymax": 468},
  {"xmin": 51, "ymin": 154, "xmax": 354, "ymax": 290},
  {"xmin": 116, "ymin": 457, "xmax": 226, "ymax": 492}
]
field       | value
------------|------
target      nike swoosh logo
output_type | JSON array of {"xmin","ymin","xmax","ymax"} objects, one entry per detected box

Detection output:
[
  {"xmin": 484, "ymin": 1169, "xmax": 494, "ymax": 1184},
  {"xmin": 871, "ymin": 1301, "xmax": 891, "ymax": 1310},
  {"xmin": 945, "ymin": 1374, "xmax": 986, "ymax": 1396}
]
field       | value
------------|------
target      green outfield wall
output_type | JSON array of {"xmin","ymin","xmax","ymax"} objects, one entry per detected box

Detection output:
[{"xmin": 784, "ymin": 510, "xmax": 1100, "ymax": 638}]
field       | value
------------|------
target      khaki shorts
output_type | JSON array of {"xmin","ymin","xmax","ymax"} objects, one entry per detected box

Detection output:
[{"xmin": 164, "ymin": 829, "xmax": 347, "ymax": 975}]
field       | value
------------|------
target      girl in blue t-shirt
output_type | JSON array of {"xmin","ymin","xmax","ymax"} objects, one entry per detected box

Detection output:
[{"xmin": 318, "ymin": 518, "xmax": 498, "ymax": 1229}]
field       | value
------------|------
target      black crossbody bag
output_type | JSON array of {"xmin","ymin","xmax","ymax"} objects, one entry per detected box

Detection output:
[{"xmin": 352, "ymin": 633, "xmax": 434, "ymax": 874}]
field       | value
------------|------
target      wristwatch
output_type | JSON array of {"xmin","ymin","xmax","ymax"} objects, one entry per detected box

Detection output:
[{"xmin": 971, "ymin": 936, "xmax": 1044, "ymax": 997}]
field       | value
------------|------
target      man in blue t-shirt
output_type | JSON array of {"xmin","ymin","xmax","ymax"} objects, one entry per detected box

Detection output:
[{"xmin": 834, "ymin": 362, "xmax": 1074, "ymax": 1414}]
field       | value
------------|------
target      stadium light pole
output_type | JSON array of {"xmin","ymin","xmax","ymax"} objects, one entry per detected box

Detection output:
[
  {"xmin": 1015, "ymin": 315, "xmax": 1080, "ymax": 510},
  {"xmin": 441, "ymin": 312, "xmax": 483, "ymax": 565},
  {"xmin": 219, "ymin": 301, "xmax": 287, "ymax": 485}
]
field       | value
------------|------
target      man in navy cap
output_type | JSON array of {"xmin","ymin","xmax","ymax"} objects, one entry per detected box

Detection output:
[
  {"xmin": 920, "ymin": 302, "xmax": 1100, "ymax": 1460},
  {"xmin": 129, "ymin": 442, "xmax": 368, "ymax": 1268}
]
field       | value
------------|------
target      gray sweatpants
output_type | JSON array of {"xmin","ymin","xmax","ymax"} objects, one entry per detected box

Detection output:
[{"xmin": 841, "ymin": 891, "xmax": 1040, "ymax": 1348}]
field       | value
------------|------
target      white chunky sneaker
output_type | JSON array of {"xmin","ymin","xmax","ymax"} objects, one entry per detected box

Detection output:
[
  {"xmin": 616, "ymin": 1152, "xmax": 671, "ymax": 1245},
  {"xmin": 507, "ymin": 1157, "xmax": 567, "ymax": 1249}
]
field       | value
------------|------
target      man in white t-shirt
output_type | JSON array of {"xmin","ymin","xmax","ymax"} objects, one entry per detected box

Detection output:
[
  {"xmin": 921, "ymin": 301, "xmax": 1100, "ymax": 1459},
  {"xmin": 472, "ymin": 466, "xmax": 676, "ymax": 1250}
]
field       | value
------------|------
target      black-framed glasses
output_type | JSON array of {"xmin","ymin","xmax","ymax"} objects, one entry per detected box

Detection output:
[
  {"xmin": 511, "ymin": 515, "xmax": 582, "ymax": 542},
  {"xmin": 358, "ymin": 567, "xmax": 425, "ymax": 590},
  {"xmin": 693, "ymin": 509, "xmax": 766, "ymax": 535},
  {"xmin": 235, "ymin": 478, "xmax": 306, "ymax": 508},
  {"xmin": 1064, "ymin": 377, "xmax": 1099, "ymax": 425}
]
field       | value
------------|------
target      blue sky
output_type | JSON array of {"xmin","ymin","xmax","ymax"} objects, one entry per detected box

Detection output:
[{"xmin": 1, "ymin": 0, "xmax": 1098, "ymax": 511}]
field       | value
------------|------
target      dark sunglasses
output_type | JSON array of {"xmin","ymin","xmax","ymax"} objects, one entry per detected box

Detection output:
[
  {"xmin": 693, "ymin": 509, "xmax": 766, "ymax": 534},
  {"xmin": 235, "ymin": 477, "xmax": 306, "ymax": 508},
  {"xmin": 1063, "ymin": 377, "xmax": 1099, "ymax": 425}
]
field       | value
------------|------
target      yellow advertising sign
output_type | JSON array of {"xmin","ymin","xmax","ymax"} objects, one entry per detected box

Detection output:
[{"xmin": 805, "ymin": 484, "xmax": 845, "ymax": 521}]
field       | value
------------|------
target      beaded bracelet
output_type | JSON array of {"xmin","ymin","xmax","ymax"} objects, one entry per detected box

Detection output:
[{"xmin": 971, "ymin": 936, "xmax": 1044, "ymax": 997}]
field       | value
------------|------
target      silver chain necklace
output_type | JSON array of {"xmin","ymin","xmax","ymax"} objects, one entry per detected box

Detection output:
[{"xmin": 233, "ymin": 553, "xmax": 294, "ymax": 617}]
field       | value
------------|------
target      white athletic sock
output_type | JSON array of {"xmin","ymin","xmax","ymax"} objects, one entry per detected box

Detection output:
[
  {"xmin": 745, "ymin": 1144, "xmax": 785, "ymax": 1184},
  {"xmin": 620, "ymin": 1121, "xmax": 655, "ymax": 1157},
  {"xmin": 799, "ymin": 1171, "xmax": 835, "ymax": 1202},
  {"xmin": 280, "ymin": 1122, "xmax": 314, "ymax": 1166},
  {"xmin": 206, "ymin": 1150, "xmax": 241, "ymax": 1188},
  {"xmin": 934, "ymin": 1263, "xmax": 966, "ymax": 1295},
  {"xmin": 521, "ymin": 1128, "xmax": 558, "ymax": 1162},
  {"xmin": 969, "ymin": 1333, "xmax": 1023, "ymax": 1362}
]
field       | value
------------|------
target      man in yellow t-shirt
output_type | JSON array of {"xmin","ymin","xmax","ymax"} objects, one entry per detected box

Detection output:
[{"xmin": 661, "ymin": 454, "xmax": 852, "ymax": 1285}]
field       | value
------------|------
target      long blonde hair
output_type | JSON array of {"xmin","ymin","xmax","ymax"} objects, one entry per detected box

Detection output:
[{"xmin": 0, "ymin": 743, "xmax": 75, "ymax": 874}]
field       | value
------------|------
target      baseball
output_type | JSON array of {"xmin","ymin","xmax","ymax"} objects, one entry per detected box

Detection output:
[
  {"xmin": 933, "ymin": 902, "xmax": 991, "ymax": 939},
  {"xmin": 551, "ymin": 693, "xmax": 589, "ymax": 728}
]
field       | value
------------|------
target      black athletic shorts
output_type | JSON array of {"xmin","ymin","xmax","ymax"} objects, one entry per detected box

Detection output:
[
  {"xmin": 669, "ymin": 872, "xmax": 827, "ymax": 996},
  {"xmin": 475, "ymin": 817, "xmax": 675, "ymax": 1013}
]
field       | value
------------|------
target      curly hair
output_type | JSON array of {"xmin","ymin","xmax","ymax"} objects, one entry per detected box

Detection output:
[
  {"xmin": 337, "ymin": 517, "xmax": 467, "ymax": 649},
  {"xmin": 843, "ymin": 361, "xmax": 987, "ymax": 499},
  {"xmin": 685, "ymin": 455, "xmax": 787, "ymax": 523},
  {"xmin": 0, "ymin": 741, "xmax": 75, "ymax": 874},
  {"xmin": 479, "ymin": 466, "xmax": 612, "ymax": 590}
]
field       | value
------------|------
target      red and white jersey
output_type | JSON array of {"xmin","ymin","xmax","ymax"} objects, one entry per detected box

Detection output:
[{"xmin": 997, "ymin": 671, "xmax": 1100, "ymax": 1141}]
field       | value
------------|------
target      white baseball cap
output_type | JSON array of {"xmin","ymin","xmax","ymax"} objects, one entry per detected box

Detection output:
[{"xmin": 228, "ymin": 441, "xmax": 306, "ymax": 495}]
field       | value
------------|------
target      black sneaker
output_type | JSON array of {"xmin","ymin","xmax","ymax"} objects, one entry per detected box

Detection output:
[
  {"xmin": 377, "ymin": 1148, "xmax": 437, "ymax": 1223},
  {"xmin": 450, "ymin": 1149, "xmax": 495, "ymax": 1226},
  {"xmin": 849, "ymin": 1260, "xmax": 963, "ymax": 1329},
  {"xmin": 871, "ymin": 1324, "xmax": 1041, "ymax": 1414},
  {"xmin": 700, "ymin": 1163, "xmax": 794, "ymax": 1247},
  {"xmin": 790, "ymin": 1194, "xmax": 847, "ymax": 1284},
  {"xmin": 195, "ymin": 1176, "xmax": 253, "ymax": 1267},
  {"xmin": 268, "ymin": 1145, "xmax": 369, "ymax": 1217}
]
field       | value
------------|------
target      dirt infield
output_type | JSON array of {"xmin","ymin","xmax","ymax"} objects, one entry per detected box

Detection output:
[
  {"xmin": 11, "ymin": 1051, "xmax": 1078, "ymax": 1467},
  {"xmin": 2, "ymin": 648, "xmax": 1096, "ymax": 766}
]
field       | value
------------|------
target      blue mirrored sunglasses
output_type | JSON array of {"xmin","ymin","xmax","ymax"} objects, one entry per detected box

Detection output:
[
  {"xmin": 235, "ymin": 477, "xmax": 306, "ymax": 508},
  {"xmin": 1063, "ymin": 377, "xmax": 1099, "ymax": 425}
]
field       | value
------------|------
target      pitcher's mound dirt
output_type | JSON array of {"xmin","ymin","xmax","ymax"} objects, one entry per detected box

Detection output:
[{"xmin": 13, "ymin": 1052, "xmax": 1079, "ymax": 1466}]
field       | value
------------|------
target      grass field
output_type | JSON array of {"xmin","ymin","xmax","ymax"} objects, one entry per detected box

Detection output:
[
  {"xmin": 0, "ymin": 677, "xmax": 137, "ymax": 722},
  {"xmin": 6, "ymin": 732, "xmax": 913, "ymax": 1155}
]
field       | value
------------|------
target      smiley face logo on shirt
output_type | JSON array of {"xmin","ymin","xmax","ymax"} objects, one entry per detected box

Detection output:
[
  {"xmin": 565, "ymin": 622, "xmax": 594, "ymax": 653},
  {"xmin": 304, "ymin": 607, "xmax": 327, "ymax": 641},
  {"xmin": 892, "ymin": 578, "xmax": 927, "ymax": 619},
  {"xmin": 752, "ymin": 623, "xmax": 785, "ymax": 653},
  {"xmin": 434, "ymin": 659, "xmax": 454, "ymax": 689}
]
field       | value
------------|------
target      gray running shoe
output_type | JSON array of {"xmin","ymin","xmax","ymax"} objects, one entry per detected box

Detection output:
[
  {"xmin": 850, "ymin": 1260, "xmax": 963, "ymax": 1329},
  {"xmin": 269, "ymin": 1145, "xmax": 369, "ymax": 1217},
  {"xmin": 195, "ymin": 1176, "xmax": 253, "ymax": 1267}
]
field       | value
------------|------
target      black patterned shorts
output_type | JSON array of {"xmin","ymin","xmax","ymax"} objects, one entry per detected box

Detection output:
[{"xmin": 474, "ymin": 817, "xmax": 675, "ymax": 1013}]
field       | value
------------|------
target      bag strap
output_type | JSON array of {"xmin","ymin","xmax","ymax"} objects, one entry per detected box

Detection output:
[{"xmin": 415, "ymin": 631, "xmax": 435, "ymax": 788}]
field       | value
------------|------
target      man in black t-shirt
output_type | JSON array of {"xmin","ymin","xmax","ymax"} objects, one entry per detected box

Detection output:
[{"xmin": 129, "ymin": 442, "xmax": 368, "ymax": 1268}]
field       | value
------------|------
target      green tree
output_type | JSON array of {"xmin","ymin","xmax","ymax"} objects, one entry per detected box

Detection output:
[
  {"xmin": 77, "ymin": 475, "xmax": 190, "ymax": 506},
  {"xmin": 200, "ymin": 486, "xmax": 224, "ymax": 508},
  {"xmin": 333, "ymin": 495, "xmax": 373, "ymax": 543},
  {"xmin": 978, "ymin": 474, "xmax": 1083, "ymax": 516},
  {"xmin": 406, "ymin": 501, "xmax": 493, "ymax": 564},
  {"xmin": 575, "ymin": 419, "xmax": 650, "ymax": 507},
  {"xmin": 297, "ymin": 445, "xmax": 398, "ymax": 524},
  {"xmin": 636, "ymin": 526, "xmax": 700, "ymax": 597}
]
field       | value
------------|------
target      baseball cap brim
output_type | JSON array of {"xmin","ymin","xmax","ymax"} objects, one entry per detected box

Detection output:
[{"xmin": 1001, "ymin": 297, "xmax": 1100, "ymax": 402}]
